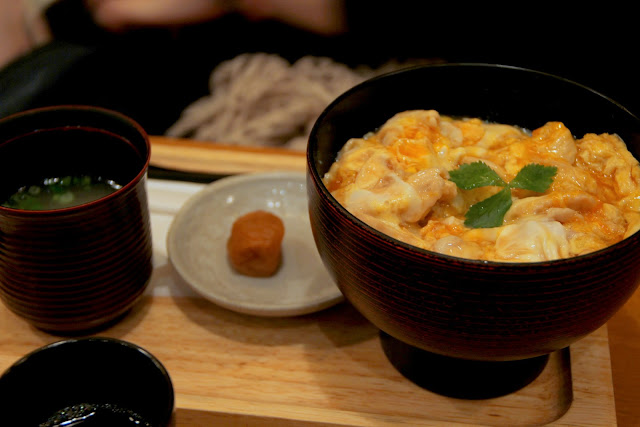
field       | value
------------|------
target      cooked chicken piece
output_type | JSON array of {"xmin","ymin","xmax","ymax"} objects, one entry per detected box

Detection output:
[
  {"xmin": 531, "ymin": 122, "xmax": 577, "ymax": 163},
  {"xmin": 495, "ymin": 221, "xmax": 570, "ymax": 262},
  {"xmin": 577, "ymin": 133, "xmax": 640, "ymax": 197}
]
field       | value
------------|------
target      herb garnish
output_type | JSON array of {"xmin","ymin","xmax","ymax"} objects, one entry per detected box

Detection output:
[{"xmin": 449, "ymin": 162, "xmax": 557, "ymax": 228}]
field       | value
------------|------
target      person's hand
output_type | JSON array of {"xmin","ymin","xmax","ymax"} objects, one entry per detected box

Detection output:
[
  {"xmin": 235, "ymin": 0, "xmax": 346, "ymax": 35},
  {"xmin": 84, "ymin": 0, "xmax": 346, "ymax": 35},
  {"xmin": 84, "ymin": 0, "xmax": 234, "ymax": 31}
]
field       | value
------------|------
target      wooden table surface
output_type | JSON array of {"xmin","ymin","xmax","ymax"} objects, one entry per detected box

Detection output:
[
  {"xmin": 606, "ymin": 288, "xmax": 640, "ymax": 426},
  {"xmin": 149, "ymin": 136, "xmax": 640, "ymax": 426}
]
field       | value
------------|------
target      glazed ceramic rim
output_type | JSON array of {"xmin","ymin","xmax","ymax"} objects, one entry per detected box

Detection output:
[
  {"xmin": 0, "ymin": 105, "xmax": 151, "ymax": 216},
  {"xmin": 307, "ymin": 62, "xmax": 640, "ymax": 269}
]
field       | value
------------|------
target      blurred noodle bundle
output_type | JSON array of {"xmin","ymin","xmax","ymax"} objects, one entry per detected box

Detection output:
[{"xmin": 166, "ymin": 53, "xmax": 436, "ymax": 150}]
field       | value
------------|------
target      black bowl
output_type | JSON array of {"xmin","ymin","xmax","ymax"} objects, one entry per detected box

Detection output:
[
  {"xmin": 307, "ymin": 63, "xmax": 640, "ymax": 361},
  {"xmin": 0, "ymin": 337, "xmax": 174, "ymax": 426}
]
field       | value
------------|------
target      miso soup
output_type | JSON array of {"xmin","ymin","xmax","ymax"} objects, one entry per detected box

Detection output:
[
  {"xmin": 40, "ymin": 402, "xmax": 152, "ymax": 427},
  {"xmin": 1, "ymin": 175, "xmax": 122, "ymax": 210}
]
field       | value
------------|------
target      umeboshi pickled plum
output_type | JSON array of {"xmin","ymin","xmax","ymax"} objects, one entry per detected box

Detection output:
[{"xmin": 227, "ymin": 210, "xmax": 285, "ymax": 277}]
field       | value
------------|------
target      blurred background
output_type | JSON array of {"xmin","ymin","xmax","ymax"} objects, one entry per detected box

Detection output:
[{"xmin": 1, "ymin": 0, "xmax": 637, "ymax": 144}]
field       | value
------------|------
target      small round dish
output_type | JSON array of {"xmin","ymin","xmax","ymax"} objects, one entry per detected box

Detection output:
[{"xmin": 167, "ymin": 171, "xmax": 342, "ymax": 317}]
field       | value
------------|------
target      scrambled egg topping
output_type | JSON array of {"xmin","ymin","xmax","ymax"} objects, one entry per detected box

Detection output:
[{"xmin": 323, "ymin": 110, "xmax": 640, "ymax": 262}]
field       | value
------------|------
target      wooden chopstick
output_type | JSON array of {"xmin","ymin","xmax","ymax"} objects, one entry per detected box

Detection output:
[{"xmin": 149, "ymin": 136, "xmax": 307, "ymax": 176}]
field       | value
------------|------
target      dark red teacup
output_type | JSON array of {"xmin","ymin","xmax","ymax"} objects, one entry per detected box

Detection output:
[{"xmin": 0, "ymin": 106, "xmax": 152, "ymax": 333}]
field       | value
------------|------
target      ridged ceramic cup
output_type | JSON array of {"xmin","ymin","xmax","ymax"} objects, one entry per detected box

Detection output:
[
  {"xmin": 0, "ymin": 106, "xmax": 152, "ymax": 333},
  {"xmin": 307, "ymin": 64, "xmax": 640, "ymax": 362}
]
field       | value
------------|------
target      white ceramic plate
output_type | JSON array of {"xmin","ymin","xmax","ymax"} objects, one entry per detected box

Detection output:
[{"xmin": 166, "ymin": 171, "xmax": 343, "ymax": 317}]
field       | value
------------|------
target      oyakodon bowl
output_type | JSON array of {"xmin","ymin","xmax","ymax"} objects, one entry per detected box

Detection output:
[
  {"xmin": 307, "ymin": 63, "xmax": 640, "ymax": 361},
  {"xmin": 0, "ymin": 337, "xmax": 174, "ymax": 426},
  {"xmin": 0, "ymin": 106, "xmax": 152, "ymax": 333}
]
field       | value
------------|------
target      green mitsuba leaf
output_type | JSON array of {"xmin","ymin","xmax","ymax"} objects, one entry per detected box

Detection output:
[
  {"xmin": 449, "ymin": 161, "xmax": 557, "ymax": 228},
  {"xmin": 449, "ymin": 161, "xmax": 506, "ymax": 190},
  {"xmin": 508, "ymin": 163, "xmax": 558, "ymax": 192},
  {"xmin": 464, "ymin": 187, "xmax": 513, "ymax": 228}
]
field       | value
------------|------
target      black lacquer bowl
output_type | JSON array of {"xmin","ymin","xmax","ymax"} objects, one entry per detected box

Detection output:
[
  {"xmin": 0, "ymin": 337, "xmax": 174, "ymax": 426},
  {"xmin": 0, "ymin": 106, "xmax": 152, "ymax": 333},
  {"xmin": 307, "ymin": 64, "xmax": 640, "ymax": 363}
]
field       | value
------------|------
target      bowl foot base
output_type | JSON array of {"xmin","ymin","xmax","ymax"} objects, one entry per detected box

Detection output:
[{"xmin": 380, "ymin": 331, "xmax": 549, "ymax": 399}]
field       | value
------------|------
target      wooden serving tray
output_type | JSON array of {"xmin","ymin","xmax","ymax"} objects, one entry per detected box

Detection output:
[
  {"xmin": 0, "ymin": 178, "xmax": 617, "ymax": 426},
  {"xmin": 0, "ymin": 295, "xmax": 617, "ymax": 426}
]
